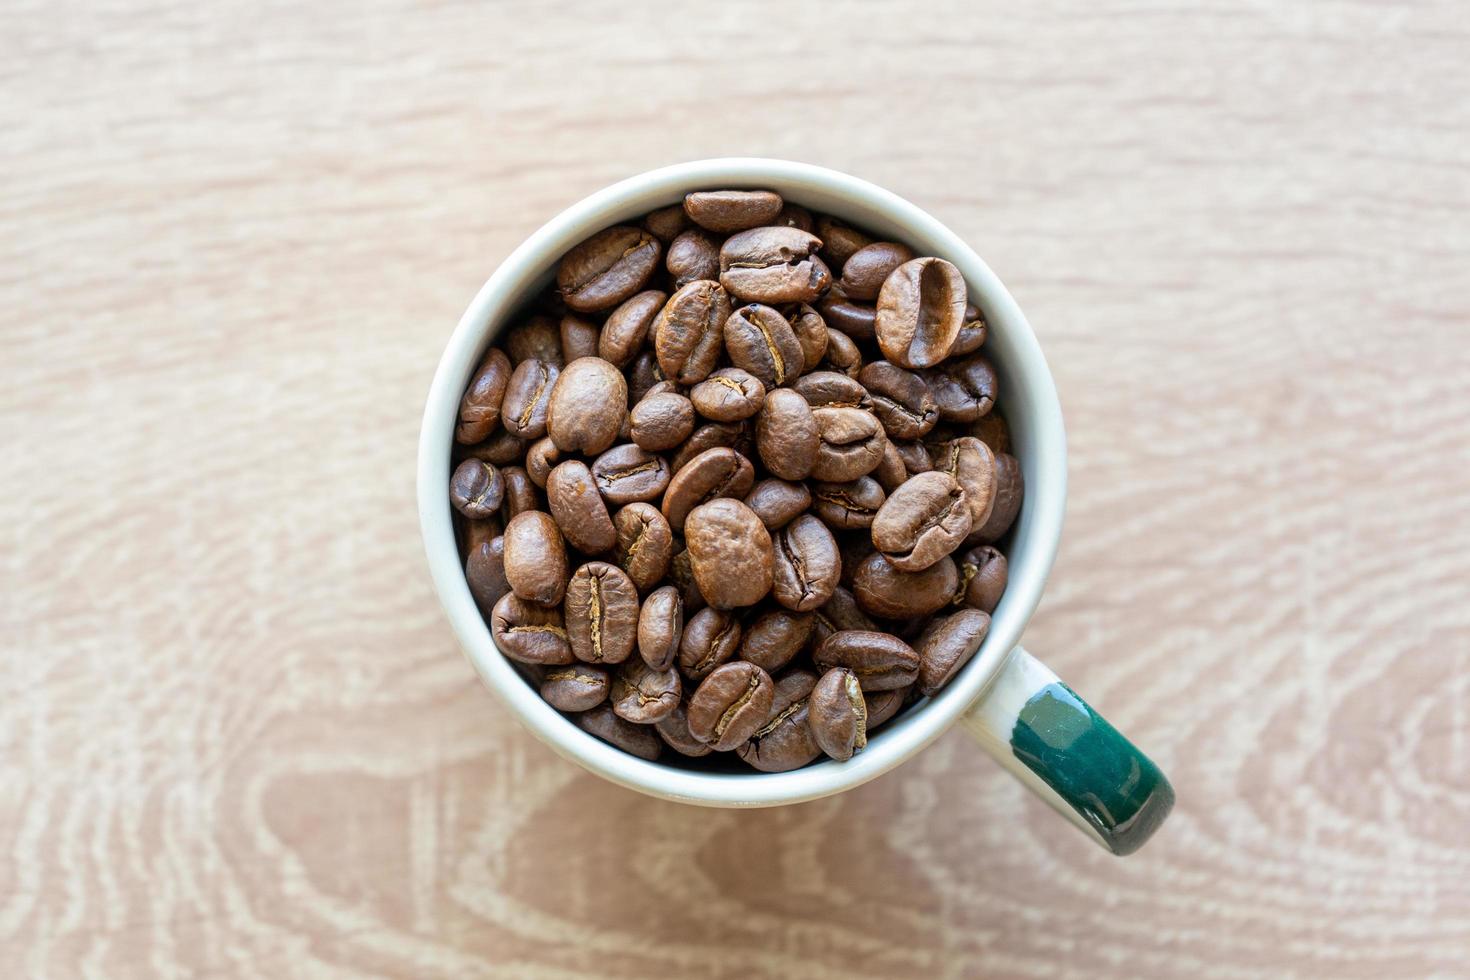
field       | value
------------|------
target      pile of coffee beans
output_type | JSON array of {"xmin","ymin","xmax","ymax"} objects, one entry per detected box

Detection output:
[{"xmin": 450, "ymin": 189, "xmax": 1021, "ymax": 771}]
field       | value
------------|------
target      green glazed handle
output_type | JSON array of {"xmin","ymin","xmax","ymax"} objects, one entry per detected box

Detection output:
[{"xmin": 960, "ymin": 646, "xmax": 1175, "ymax": 856}]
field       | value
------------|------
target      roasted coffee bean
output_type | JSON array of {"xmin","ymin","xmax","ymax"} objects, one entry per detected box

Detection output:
[
  {"xmin": 864, "ymin": 687, "xmax": 906, "ymax": 729},
  {"xmin": 949, "ymin": 301, "xmax": 987, "ymax": 357},
  {"xmin": 813, "ymin": 630, "xmax": 920, "ymax": 691},
  {"xmin": 956, "ymin": 545, "xmax": 1007, "ymax": 613},
  {"xmin": 671, "ymin": 421, "xmax": 749, "ymax": 472},
  {"xmin": 743, "ymin": 478, "xmax": 811, "ymax": 530},
  {"xmin": 629, "ymin": 391, "xmax": 695, "ymax": 452},
  {"xmin": 838, "ymin": 533, "xmax": 875, "ymax": 588},
  {"xmin": 565, "ymin": 561, "xmax": 640, "ymax": 665},
  {"xmin": 784, "ymin": 302, "xmax": 829, "ymax": 371},
  {"xmin": 596, "ymin": 290, "xmax": 665, "ymax": 368},
  {"xmin": 558, "ymin": 226, "xmax": 662, "ymax": 313},
  {"xmin": 724, "ymin": 304, "xmax": 805, "ymax": 388},
  {"xmin": 655, "ymin": 280, "xmax": 732, "ymax": 384},
  {"xmin": 505, "ymin": 315, "xmax": 565, "ymax": 367},
  {"xmin": 627, "ymin": 350, "xmax": 663, "ymax": 402},
  {"xmin": 875, "ymin": 257, "xmax": 967, "ymax": 369},
  {"xmin": 501, "ymin": 358, "xmax": 559, "ymax": 440},
  {"xmin": 591, "ymin": 444, "xmax": 671, "ymax": 506},
  {"xmin": 859, "ymin": 361, "xmax": 938, "ymax": 441},
  {"xmin": 719, "ymin": 227, "xmax": 832, "ymax": 305},
  {"xmin": 560, "ymin": 313, "xmax": 602, "ymax": 363},
  {"xmin": 458, "ymin": 427, "xmax": 525, "ymax": 466},
  {"xmin": 687, "ymin": 661, "xmax": 775, "ymax": 751},
  {"xmin": 661, "ymin": 447, "xmax": 756, "ymax": 532},
  {"xmin": 770, "ymin": 514, "xmax": 841, "ymax": 612},
  {"xmin": 840, "ymin": 241, "xmax": 916, "ymax": 302},
  {"xmin": 611, "ymin": 660, "xmax": 682, "ymax": 723},
  {"xmin": 500, "ymin": 466, "xmax": 540, "ymax": 520},
  {"xmin": 637, "ymin": 584, "xmax": 683, "ymax": 670},
  {"xmin": 642, "ymin": 203, "xmax": 689, "ymax": 243},
  {"xmin": 540, "ymin": 663, "xmax": 610, "ymax": 712},
  {"xmin": 450, "ymin": 459, "xmax": 505, "ymax": 519},
  {"xmin": 546, "ymin": 460, "xmax": 617, "ymax": 554},
  {"xmin": 873, "ymin": 439, "xmax": 910, "ymax": 493},
  {"xmin": 576, "ymin": 704, "xmax": 661, "ymax": 760},
  {"xmin": 655, "ymin": 703, "xmax": 712, "ymax": 758},
  {"xmin": 502, "ymin": 511, "xmax": 569, "ymax": 606},
  {"xmin": 969, "ymin": 413, "xmax": 1011, "ymax": 454},
  {"xmin": 666, "ymin": 230, "xmax": 721, "ymax": 290},
  {"xmin": 850, "ymin": 551, "xmax": 957, "ymax": 619},
  {"xmin": 668, "ymin": 546, "xmax": 707, "ymax": 612},
  {"xmin": 455, "ymin": 347, "xmax": 512, "ymax": 444},
  {"xmin": 755, "ymin": 389, "xmax": 818, "ymax": 481},
  {"xmin": 818, "ymin": 285, "xmax": 879, "ymax": 342},
  {"xmin": 969, "ymin": 452, "xmax": 1023, "ymax": 544},
  {"xmin": 678, "ymin": 607, "xmax": 742, "ymax": 681},
  {"xmin": 930, "ymin": 436, "xmax": 997, "ymax": 531},
  {"xmin": 685, "ymin": 498, "xmax": 773, "ymax": 609},
  {"xmin": 461, "ymin": 515, "xmax": 502, "ymax": 553},
  {"xmin": 737, "ymin": 697, "xmax": 820, "ymax": 772},
  {"xmin": 915, "ymin": 609, "xmax": 991, "ymax": 696},
  {"xmin": 465, "ymin": 535, "xmax": 510, "ymax": 614},
  {"xmin": 893, "ymin": 440, "xmax": 933, "ymax": 475},
  {"xmin": 525, "ymin": 437, "xmax": 561, "ymax": 488},
  {"xmin": 546, "ymin": 356, "xmax": 627, "ymax": 455},
  {"xmin": 738, "ymin": 608, "xmax": 815, "ymax": 673},
  {"xmin": 683, "ymin": 189, "xmax": 783, "ymax": 233},
  {"xmin": 792, "ymin": 370, "xmax": 869, "ymax": 409},
  {"xmin": 926, "ymin": 353, "xmax": 997, "ymax": 422},
  {"xmin": 690, "ymin": 368, "xmax": 765, "ymax": 422},
  {"xmin": 767, "ymin": 667, "xmax": 819, "ymax": 719},
  {"xmin": 810, "ymin": 476, "xmax": 885, "ymax": 530},
  {"xmin": 815, "ymin": 216, "xmax": 874, "ymax": 271},
  {"xmin": 810, "ymin": 667, "xmax": 867, "ymax": 760},
  {"xmin": 812, "ymin": 586, "xmax": 877, "ymax": 646},
  {"xmin": 872, "ymin": 471, "xmax": 971, "ymax": 571},
  {"xmin": 818, "ymin": 327, "xmax": 863, "ymax": 378},
  {"xmin": 491, "ymin": 592, "xmax": 573, "ymax": 664},
  {"xmin": 811, "ymin": 407, "xmax": 887, "ymax": 482}
]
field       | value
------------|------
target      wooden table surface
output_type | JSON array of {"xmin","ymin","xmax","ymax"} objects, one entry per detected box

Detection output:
[{"xmin": 5, "ymin": 1, "xmax": 1469, "ymax": 976}]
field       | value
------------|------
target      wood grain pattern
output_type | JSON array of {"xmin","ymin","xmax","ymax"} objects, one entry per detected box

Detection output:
[{"xmin": 4, "ymin": 0, "xmax": 1469, "ymax": 976}]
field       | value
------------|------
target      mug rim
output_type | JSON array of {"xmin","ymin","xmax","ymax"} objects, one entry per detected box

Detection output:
[{"xmin": 417, "ymin": 158, "xmax": 1066, "ymax": 806}]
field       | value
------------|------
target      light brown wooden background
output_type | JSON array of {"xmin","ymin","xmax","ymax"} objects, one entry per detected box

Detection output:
[{"xmin": 4, "ymin": 1, "xmax": 1469, "ymax": 976}]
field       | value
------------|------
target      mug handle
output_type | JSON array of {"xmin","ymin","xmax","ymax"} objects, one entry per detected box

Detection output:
[{"xmin": 959, "ymin": 646, "xmax": 1175, "ymax": 855}]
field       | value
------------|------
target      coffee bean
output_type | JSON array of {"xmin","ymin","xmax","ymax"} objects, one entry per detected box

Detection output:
[
  {"xmin": 491, "ymin": 592, "xmax": 573, "ymax": 664},
  {"xmin": 969, "ymin": 412, "xmax": 1010, "ymax": 454},
  {"xmin": 719, "ymin": 227, "xmax": 832, "ymax": 305},
  {"xmin": 873, "ymin": 439, "xmax": 910, "ymax": 493},
  {"xmin": 771, "ymin": 203, "xmax": 812, "ymax": 232},
  {"xmin": 812, "ymin": 630, "xmax": 919, "ymax": 691},
  {"xmin": 661, "ymin": 447, "xmax": 756, "ymax": 532},
  {"xmin": 565, "ymin": 561, "xmax": 640, "ymax": 665},
  {"xmin": 815, "ymin": 216, "xmax": 874, "ymax": 271},
  {"xmin": 560, "ymin": 313, "xmax": 601, "ymax": 363},
  {"xmin": 502, "ymin": 511, "xmax": 569, "ymax": 606},
  {"xmin": 859, "ymin": 361, "xmax": 938, "ymax": 441},
  {"xmin": 792, "ymin": 371, "xmax": 870, "ymax": 409},
  {"xmin": 595, "ymin": 290, "xmax": 665, "ymax": 369},
  {"xmin": 591, "ymin": 444, "xmax": 671, "ymax": 506},
  {"xmin": 627, "ymin": 350, "xmax": 663, "ymax": 402},
  {"xmin": 668, "ymin": 546, "xmax": 707, "ymax": 613},
  {"xmin": 810, "ymin": 407, "xmax": 887, "ymax": 482},
  {"xmin": 738, "ymin": 608, "xmax": 815, "ymax": 673},
  {"xmin": 465, "ymin": 535, "xmax": 509, "ymax": 614},
  {"xmin": 810, "ymin": 476, "xmax": 886, "ymax": 530},
  {"xmin": 968, "ymin": 452, "xmax": 1022, "ymax": 544},
  {"xmin": 724, "ymin": 303, "xmax": 805, "ymax": 388},
  {"xmin": 783, "ymin": 302, "xmax": 829, "ymax": 371},
  {"xmin": 546, "ymin": 356, "xmax": 627, "ymax": 455},
  {"xmin": 500, "ymin": 466, "xmax": 540, "ymax": 520},
  {"xmin": 850, "ymin": 551, "xmax": 957, "ymax": 619},
  {"xmin": 810, "ymin": 667, "xmax": 868, "ymax": 760},
  {"xmin": 690, "ymin": 367, "xmax": 765, "ymax": 422},
  {"xmin": 871, "ymin": 471, "xmax": 971, "ymax": 571},
  {"xmin": 892, "ymin": 440, "xmax": 933, "ymax": 475},
  {"xmin": 458, "ymin": 427, "xmax": 525, "ymax": 467},
  {"xmin": 956, "ymin": 545, "xmax": 1007, "ymax": 613},
  {"xmin": 501, "ymin": 358, "xmax": 559, "ymax": 440},
  {"xmin": 743, "ymin": 478, "xmax": 811, "ymax": 530},
  {"xmin": 840, "ymin": 241, "xmax": 916, "ymax": 302},
  {"xmin": 685, "ymin": 498, "xmax": 773, "ymax": 609},
  {"xmin": 455, "ymin": 347, "xmax": 512, "ymax": 444},
  {"xmin": 812, "ymin": 587, "xmax": 877, "ymax": 646},
  {"xmin": 818, "ymin": 284, "xmax": 878, "ymax": 342},
  {"xmin": 687, "ymin": 661, "xmax": 775, "ymax": 751},
  {"xmin": 949, "ymin": 302, "xmax": 987, "ymax": 357},
  {"xmin": 637, "ymin": 584, "xmax": 683, "ymax": 671},
  {"xmin": 755, "ymin": 389, "xmax": 818, "ymax": 481},
  {"xmin": 612, "ymin": 502, "xmax": 673, "ymax": 593},
  {"xmin": 505, "ymin": 315, "xmax": 565, "ymax": 367},
  {"xmin": 838, "ymin": 533, "xmax": 875, "ymax": 588},
  {"xmin": 642, "ymin": 204, "xmax": 690, "ymax": 243},
  {"xmin": 525, "ymin": 437, "xmax": 561, "ymax": 488},
  {"xmin": 546, "ymin": 460, "xmax": 616, "ymax": 554},
  {"xmin": 930, "ymin": 436, "xmax": 997, "ymax": 532},
  {"xmin": 540, "ymin": 663, "xmax": 610, "ymax": 712},
  {"xmin": 875, "ymin": 257, "xmax": 967, "ymax": 369},
  {"xmin": 629, "ymin": 391, "xmax": 695, "ymax": 452},
  {"xmin": 576, "ymin": 704, "xmax": 661, "ymax": 760},
  {"xmin": 767, "ymin": 667, "xmax": 819, "ymax": 720},
  {"xmin": 678, "ymin": 607, "xmax": 742, "ymax": 681},
  {"xmin": 654, "ymin": 703, "xmax": 712, "ymax": 758},
  {"xmin": 770, "ymin": 514, "xmax": 840, "ymax": 612},
  {"xmin": 666, "ymin": 230, "xmax": 721, "ymax": 290},
  {"xmin": 864, "ymin": 687, "xmax": 906, "ymax": 729},
  {"xmin": 671, "ymin": 421, "xmax": 750, "ymax": 473},
  {"xmin": 611, "ymin": 660, "xmax": 682, "ymax": 723},
  {"xmin": 655, "ymin": 280, "xmax": 732, "ymax": 385},
  {"xmin": 558, "ymin": 226, "xmax": 662, "ymax": 313},
  {"xmin": 818, "ymin": 327, "xmax": 863, "ymax": 378},
  {"xmin": 683, "ymin": 189, "xmax": 783, "ymax": 233},
  {"xmin": 737, "ymin": 697, "xmax": 821, "ymax": 772},
  {"xmin": 926, "ymin": 353, "xmax": 997, "ymax": 422},
  {"xmin": 450, "ymin": 459, "xmax": 505, "ymax": 519},
  {"xmin": 915, "ymin": 609, "xmax": 991, "ymax": 696}
]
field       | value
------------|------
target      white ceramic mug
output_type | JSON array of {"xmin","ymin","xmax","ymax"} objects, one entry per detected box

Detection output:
[{"xmin": 418, "ymin": 158, "xmax": 1173, "ymax": 855}]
